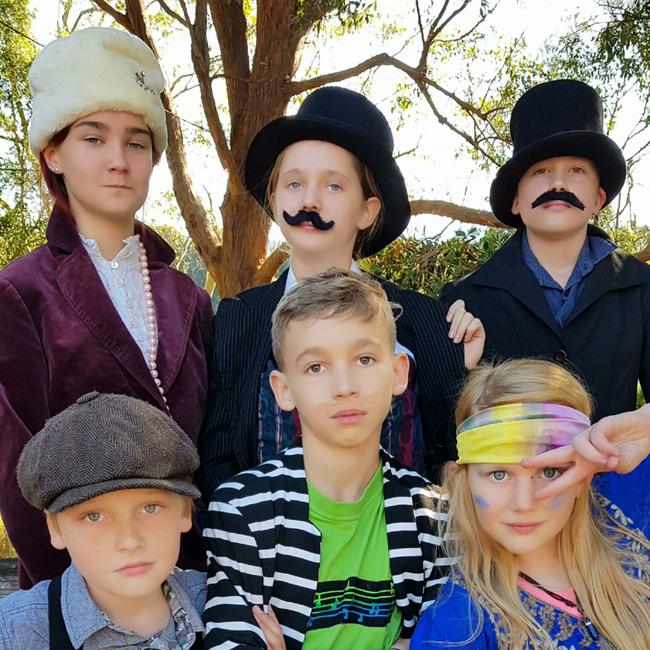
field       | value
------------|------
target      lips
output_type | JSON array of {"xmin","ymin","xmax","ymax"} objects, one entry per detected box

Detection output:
[
  {"xmin": 332, "ymin": 409, "xmax": 366, "ymax": 425},
  {"xmin": 116, "ymin": 562, "xmax": 153, "ymax": 576},
  {"xmin": 505, "ymin": 523, "xmax": 542, "ymax": 534}
]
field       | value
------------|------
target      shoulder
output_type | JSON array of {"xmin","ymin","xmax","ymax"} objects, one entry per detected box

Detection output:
[
  {"xmin": 168, "ymin": 568, "xmax": 207, "ymax": 613},
  {"xmin": 0, "ymin": 579, "xmax": 50, "ymax": 648},
  {"xmin": 411, "ymin": 578, "xmax": 492, "ymax": 648},
  {"xmin": 378, "ymin": 278, "xmax": 447, "ymax": 314},
  {"xmin": 0, "ymin": 245, "xmax": 53, "ymax": 293}
]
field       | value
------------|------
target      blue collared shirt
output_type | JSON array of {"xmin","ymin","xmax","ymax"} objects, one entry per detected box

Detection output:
[
  {"xmin": 521, "ymin": 231, "xmax": 616, "ymax": 327},
  {"xmin": 0, "ymin": 564, "xmax": 205, "ymax": 649}
]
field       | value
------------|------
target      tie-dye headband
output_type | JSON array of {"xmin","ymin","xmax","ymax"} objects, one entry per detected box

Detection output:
[{"xmin": 456, "ymin": 403, "xmax": 591, "ymax": 464}]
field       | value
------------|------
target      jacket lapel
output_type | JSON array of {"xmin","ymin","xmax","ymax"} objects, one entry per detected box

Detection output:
[{"xmin": 48, "ymin": 208, "xmax": 180, "ymax": 406}]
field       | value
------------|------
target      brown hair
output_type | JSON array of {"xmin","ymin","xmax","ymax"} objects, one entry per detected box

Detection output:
[
  {"xmin": 264, "ymin": 145, "xmax": 384, "ymax": 258},
  {"xmin": 271, "ymin": 268, "xmax": 398, "ymax": 368}
]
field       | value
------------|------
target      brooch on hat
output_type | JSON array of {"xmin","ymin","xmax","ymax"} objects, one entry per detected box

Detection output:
[{"xmin": 135, "ymin": 70, "xmax": 155, "ymax": 95}]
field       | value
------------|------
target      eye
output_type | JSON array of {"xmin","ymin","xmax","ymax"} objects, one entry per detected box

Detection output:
[
  {"xmin": 358, "ymin": 355, "xmax": 374, "ymax": 366},
  {"xmin": 143, "ymin": 503, "xmax": 159, "ymax": 514},
  {"xmin": 84, "ymin": 136, "xmax": 101, "ymax": 145},
  {"xmin": 532, "ymin": 167, "xmax": 547, "ymax": 175},
  {"xmin": 329, "ymin": 183, "xmax": 342, "ymax": 192},
  {"xmin": 306, "ymin": 362, "xmax": 323, "ymax": 375},
  {"xmin": 85, "ymin": 512, "xmax": 103, "ymax": 523},
  {"xmin": 288, "ymin": 181, "xmax": 302, "ymax": 190},
  {"xmin": 570, "ymin": 166, "xmax": 585, "ymax": 174},
  {"xmin": 489, "ymin": 470, "xmax": 508, "ymax": 482},
  {"xmin": 129, "ymin": 141, "xmax": 147, "ymax": 150},
  {"xmin": 540, "ymin": 467, "xmax": 564, "ymax": 480}
]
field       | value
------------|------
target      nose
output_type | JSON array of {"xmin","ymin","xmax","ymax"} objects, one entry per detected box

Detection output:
[
  {"xmin": 302, "ymin": 183, "xmax": 321, "ymax": 212},
  {"xmin": 549, "ymin": 170, "xmax": 568, "ymax": 192},
  {"xmin": 510, "ymin": 476, "xmax": 535, "ymax": 512},
  {"xmin": 115, "ymin": 520, "xmax": 143, "ymax": 551},
  {"xmin": 107, "ymin": 141, "xmax": 129, "ymax": 173},
  {"xmin": 331, "ymin": 364, "xmax": 359, "ymax": 399}
]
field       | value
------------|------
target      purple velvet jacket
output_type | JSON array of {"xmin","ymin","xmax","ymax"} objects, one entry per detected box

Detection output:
[{"xmin": 0, "ymin": 208, "xmax": 212, "ymax": 588}]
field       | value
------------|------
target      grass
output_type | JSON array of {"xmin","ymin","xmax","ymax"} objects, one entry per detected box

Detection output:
[{"xmin": 0, "ymin": 517, "xmax": 16, "ymax": 559}]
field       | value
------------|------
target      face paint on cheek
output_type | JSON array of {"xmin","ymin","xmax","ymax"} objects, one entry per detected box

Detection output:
[
  {"xmin": 473, "ymin": 495, "xmax": 490, "ymax": 510},
  {"xmin": 550, "ymin": 495, "xmax": 565, "ymax": 510}
]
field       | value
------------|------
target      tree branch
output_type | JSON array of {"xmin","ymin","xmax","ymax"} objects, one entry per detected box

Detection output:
[
  {"xmin": 253, "ymin": 244, "xmax": 290, "ymax": 286},
  {"xmin": 155, "ymin": 0, "xmax": 189, "ymax": 27},
  {"xmin": 90, "ymin": 0, "xmax": 128, "ymax": 28},
  {"xmin": 410, "ymin": 199, "xmax": 505, "ymax": 228}
]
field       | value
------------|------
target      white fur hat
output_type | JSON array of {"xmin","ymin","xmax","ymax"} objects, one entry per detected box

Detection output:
[{"xmin": 29, "ymin": 27, "xmax": 167, "ymax": 157}]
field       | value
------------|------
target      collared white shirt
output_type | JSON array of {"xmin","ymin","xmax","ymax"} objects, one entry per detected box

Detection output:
[{"xmin": 81, "ymin": 234, "xmax": 158, "ymax": 363}]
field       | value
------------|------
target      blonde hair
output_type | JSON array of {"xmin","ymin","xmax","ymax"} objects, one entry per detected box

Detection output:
[
  {"xmin": 441, "ymin": 359, "xmax": 650, "ymax": 649},
  {"xmin": 264, "ymin": 145, "xmax": 384, "ymax": 258},
  {"xmin": 271, "ymin": 268, "xmax": 397, "ymax": 368}
]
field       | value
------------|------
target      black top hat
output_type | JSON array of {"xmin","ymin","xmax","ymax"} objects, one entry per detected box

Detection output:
[
  {"xmin": 490, "ymin": 79, "xmax": 626, "ymax": 227},
  {"xmin": 245, "ymin": 86, "xmax": 411, "ymax": 257}
]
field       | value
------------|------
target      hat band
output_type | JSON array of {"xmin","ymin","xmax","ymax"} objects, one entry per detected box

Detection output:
[{"xmin": 456, "ymin": 403, "xmax": 590, "ymax": 464}]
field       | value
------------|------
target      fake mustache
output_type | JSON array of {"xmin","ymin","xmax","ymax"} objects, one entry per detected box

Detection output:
[
  {"xmin": 531, "ymin": 191, "xmax": 585, "ymax": 211},
  {"xmin": 282, "ymin": 210, "xmax": 335, "ymax": 231}
]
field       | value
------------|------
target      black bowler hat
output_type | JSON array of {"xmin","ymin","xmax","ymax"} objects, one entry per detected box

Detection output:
[
  {"xmin": 245, "ymin": 86, "xmax": 410, "ymax": 257},
  {"xmin": 490, "ymin": 79, "xmax": 626, "ymax": 227}
]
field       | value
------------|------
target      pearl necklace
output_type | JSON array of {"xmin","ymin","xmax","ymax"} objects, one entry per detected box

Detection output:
[{"xmin": 138, "ymin": 241, "xmax": 166, "ymax": 406}]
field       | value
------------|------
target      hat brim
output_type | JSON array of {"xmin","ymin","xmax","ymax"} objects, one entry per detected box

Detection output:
[
  {"xmin": 245, "ymin": 116, "xmax": 411, "ymax": 257},
  {"xmin": 489, "ymin": 131, "xmax": 626, "ymax": 227},
  {"xmin": 46, "ymin": 477, "xmax": 201, "ymax": 513}
]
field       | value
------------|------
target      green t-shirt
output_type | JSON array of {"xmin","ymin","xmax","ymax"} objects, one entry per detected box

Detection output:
[{"xmin": 304, "ymin": 464, "xmax": 402, "ymax": 649}]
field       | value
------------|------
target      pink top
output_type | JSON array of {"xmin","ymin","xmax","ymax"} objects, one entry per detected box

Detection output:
[{"xmin": 517, "ymin": 577, "xmax": 583, "ymax": 618}]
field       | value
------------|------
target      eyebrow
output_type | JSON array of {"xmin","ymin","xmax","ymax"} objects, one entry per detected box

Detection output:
[
  {"xmin": 293, "ymin": 338, "xmax": 382, "ymax": 366},
  {"xmin": 73, "ymin": 121, "xmax": 151, "ymax": 137},
  {"xmin": 280, "ymin": 168, "xmax": 352, "ymax": 181}
]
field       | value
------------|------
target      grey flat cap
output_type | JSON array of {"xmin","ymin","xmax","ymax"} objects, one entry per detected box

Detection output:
[{"xmin": 18, "ymin": 392, "xmax": 200, "ymax": 512}]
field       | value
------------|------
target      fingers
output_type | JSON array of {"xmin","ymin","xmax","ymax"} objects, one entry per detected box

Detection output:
[
  {"xmin": 533, "ymin": 462, "xmax": 594, "ymax": 499},
  {"xmin": 253, "ymin": 605, "xmax": 285, "ymax": 650},
  {"xmin": 462, "ymin": 317, "xmax": 484, "ymax": 343},
  {"xmin": 584, "ymin": 418, "xmax": 625, "ymax": 456},
  {"xmin": 521, "ymin": 445, "xmax": 575, "ymax": 468},
  {"xmin": 447, "ymin": 300, "xmax": 481, "ymax": 344}
]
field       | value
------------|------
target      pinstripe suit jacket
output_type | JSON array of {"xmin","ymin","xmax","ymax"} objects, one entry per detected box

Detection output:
[
  {"xmin": 197, "ymin": 272, "xmax": 465, "ymax": 500},
  {"xmin": 203, "ymin": 446, "xmax": 451, "ymax": 649}
]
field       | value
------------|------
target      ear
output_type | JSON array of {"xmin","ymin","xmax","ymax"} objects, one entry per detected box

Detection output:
[
  {"xmin": 391, "ymin": 352, "xmax": 410, "ymax": 397},
  {"xmin": 358, "ymin": 196, "xmax": 381, "ymax": 230},
  {"xmin": 511, "ymin": 192, "xmax": 521, "ymax": 216},
  {"xmin": 180, "ymin": 500, "xmax": 193, "ymax": 533},
  {"xmin": 42, "ymin": 143, "xmax": 61, "ymax": 173},
  {"xmin": 594, "ymin": 187, "xmax": 606, "ymax": 214},
  {"xmin": 45, "ymin": 512, "xmax": 67, "ymax": 551},
  {"xmin": 269, "ymin": 368, "xmax": 296, "ymax": 412}
]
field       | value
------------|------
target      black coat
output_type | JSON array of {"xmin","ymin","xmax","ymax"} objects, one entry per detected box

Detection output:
[
  {"xmin": 197, "ymin": 271, "xmax": 465, "ymax": 498},
  {"xmin": 441, "ymin": 226, "xmax": 650, "ymax": 422}
]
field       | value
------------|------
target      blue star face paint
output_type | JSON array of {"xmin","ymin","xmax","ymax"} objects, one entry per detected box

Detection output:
[
  {"xmin": 550, "ymin": 495, "xmax": 565, "ymax": 510},
  {"xmin": 474, "ymin": 495, "xmax": 490, "ymax": 510}
]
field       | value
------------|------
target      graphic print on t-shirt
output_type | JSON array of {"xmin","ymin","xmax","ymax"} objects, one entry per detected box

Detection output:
[{"xmin": 308, "ymin": 577, "xmax": 395, "ymax": 630}]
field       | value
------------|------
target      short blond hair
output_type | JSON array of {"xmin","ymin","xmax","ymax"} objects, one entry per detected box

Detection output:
[{"xmin": 271, "ymin": 269, "xmax": 397, "ymax": 367}]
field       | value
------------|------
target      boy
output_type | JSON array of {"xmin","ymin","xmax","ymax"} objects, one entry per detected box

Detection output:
[
  {"xmin": 203, "ymin": 270, "xmax": 451, "ymax": 649},
  {"xmin": 0, "ymin": 392, "xmax": 205, "ymax": 649},
  {"xmin": 442, "ymin": 79, "xmax": 650, "ymax": 422}
]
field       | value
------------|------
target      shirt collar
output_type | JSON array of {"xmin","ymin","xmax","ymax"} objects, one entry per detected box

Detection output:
[
  {"xmin": 284, "ymin": 260, "xmax": 361, "ymax": 294},
  {"xmin": 521, "ymin": 229, "xmax": 615, "ymax": 291},
  {"xmin": 61, "ymin": 564, "xmax": 204, "ymax": 649},
  {"xmin": 80, "ymin": 234, "xmax": 142, "ymax": 266}
]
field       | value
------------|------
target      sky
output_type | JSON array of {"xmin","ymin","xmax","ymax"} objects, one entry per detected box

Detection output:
[{"xmin": 28, "ymin": 0, "xmax": 650, "ymax": 246}]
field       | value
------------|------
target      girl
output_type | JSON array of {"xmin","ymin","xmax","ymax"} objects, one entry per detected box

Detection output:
[
  {"xmin": 0, "ymin": 27, "xmax": 212, "ymax": 588},
  {"xmin": 411, "ymin": 359, "xmax": 650, "ymax": 649},
  {"xmin": 198, "ymin": 86, "xmax": 484, "ymax": 497}
]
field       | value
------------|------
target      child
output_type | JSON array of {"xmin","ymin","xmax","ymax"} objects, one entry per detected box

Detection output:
[
  {"xmin": 202, "ymin": 270, "xmax": 452, "ymax": 649},
  {"xmin": 198, "ymin": 86, "xmax": 483, "ymax": 495},
  {"xmin": 442, "ymin": 79, "xmax": 650, "ymax": 424},
  {"xmin": 0, "ymin": 392, "xmax": 206, "ymax": 649},
  {"xmin": 411, "ymin": 359, "xmax": 650, "ymax": 649},
  {"xmin": 0, "ymin": 27, "xmax": 212, "ymax": 588}
]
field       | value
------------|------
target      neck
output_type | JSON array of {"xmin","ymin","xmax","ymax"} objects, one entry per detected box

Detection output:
[
  {"xmin": 517, "ymin": 540, "xmax": 571, "ymax": 591},
  {"xmin": 290, "ymin": 248, "xmax": 354, "ymax": 280},
  {"xmin": 74, "ymin": 210, "xmax": 136, "ymax": 260},
  {"xmin": 302, "ymin": 433, "xmax": 380, "ymax": 502},
  {"xmin": 526, "ymin": 227, "xmax": 588, "ymax": 288},
  {"xmin": 86, "ymin": 581, "xmax": 170, "ymax": 637}
]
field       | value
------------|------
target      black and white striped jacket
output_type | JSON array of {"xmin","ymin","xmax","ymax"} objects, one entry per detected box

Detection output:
[{"xmin": 203, "ymin": 445, "xmax": 452, "ymax": 649}]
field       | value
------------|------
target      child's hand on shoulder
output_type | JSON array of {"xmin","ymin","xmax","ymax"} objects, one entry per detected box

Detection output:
[
  {"xmin": 252, "ymin": 605, "xmax": 286, "ymax": 650},
  {"xmin": 446, "ymin": 299, "xmax": 485, "ymax": 369}
]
